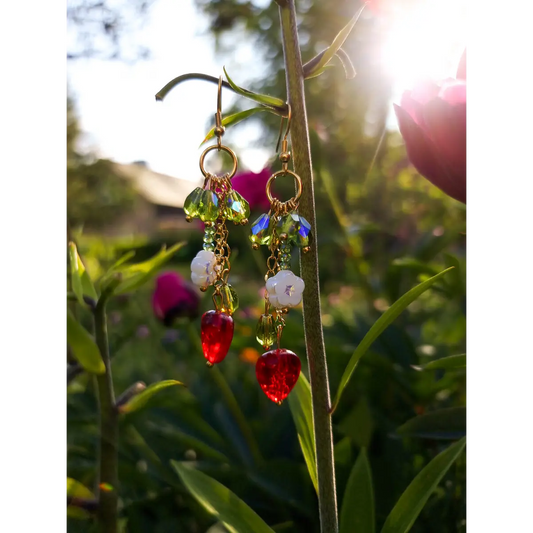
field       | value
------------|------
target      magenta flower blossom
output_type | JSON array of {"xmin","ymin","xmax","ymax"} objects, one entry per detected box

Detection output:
[
  {"xmin": 231, "ymin": 168, "xmax": 271, "ymax": 212},
  {"xmin": 394, "ymin": 53, "xmax": 466, "ymax": 203},
  {"xmin": 152, "ymin": 271, "xmax": 200, "ymax": 326}
]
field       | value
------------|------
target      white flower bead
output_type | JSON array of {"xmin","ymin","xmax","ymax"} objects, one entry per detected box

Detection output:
[
  {"xmin": 190, "ymin": 250, "xmax": 217, "ymax": 287},
  {"xmin": 265, "ymin": 269, "xmax": 304, "ymax": 308}
]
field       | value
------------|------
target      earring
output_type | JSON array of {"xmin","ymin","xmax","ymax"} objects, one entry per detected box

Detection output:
[
  {"xmin": 183, "ymin": 76, "xmax": 250, "ymax": 367},
  {"xmin": 249, "ymin": 106, "xmax": 312, "ymax": 404}
]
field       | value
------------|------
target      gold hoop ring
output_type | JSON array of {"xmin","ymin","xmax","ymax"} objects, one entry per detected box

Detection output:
[
  {"xmin": 199, "ymin": 144, "xmax": 238, "ymax": 179},
  {"xmin": 266, "ymin": 169, "xmax": 302, "ymax": 205}
]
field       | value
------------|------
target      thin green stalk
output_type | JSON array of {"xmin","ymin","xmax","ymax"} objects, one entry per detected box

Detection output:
[
  {"xmin": 186, "ymin": 322, "xmax": 264, "ymax": 465},
  {"xmin": 94, "ymin": 288, "xmax": 119, "ymax": 533},
  {"xmin": 277, "ymin": 1, "xmax": 338, "ymax": 531}
]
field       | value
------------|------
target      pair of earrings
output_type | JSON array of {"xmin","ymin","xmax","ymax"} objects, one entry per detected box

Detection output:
[{"xmin": 183, "ymin": 77, "xmax": 312, "ymax": 405}]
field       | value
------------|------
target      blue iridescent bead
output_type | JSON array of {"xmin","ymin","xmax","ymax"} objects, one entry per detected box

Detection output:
[{"xmin": 249, "ymin": 213, "xmax": 272, "ymax": 246}]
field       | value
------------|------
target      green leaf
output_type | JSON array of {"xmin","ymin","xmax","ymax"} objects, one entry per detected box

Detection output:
[
  {"xmin": 397, "ymin": 407, "xmax": 466, "ymax": 440},
  {"xmin": 100, "ymin": 250, "xmax": 136, "ymax": 282},
  {"xmin": 67, "ymin": 477, "xmax": 94, "ymax": 499},
  {"xmin": 223, "ymin": 67, "xmax": 286, "ymax": 110},
  {"xmin": 155, "ymin": 73, "xmax": 286, "ymax": 113},
  {"xmin": 420, "ymin": 354, "xmax": 466, "ymax": 371},
  {"xmin": 67, "ymin": 310, "xmax": 105, "ymax": 374},
  {"xmin": 332, "ymin": 267, "xmax": 454, "ymax": 412},
  {"xmin": 288, "ymin": 374, "xmax": 318, "ymax": 494},
  {"xmin": 381, "ymin": 438, "xmax": 466, "ymax": 533},
  {"xmin": 113, "ymin": 242, "xmax": 184, "ymax": 294},
  {"xmin": 171, "ymin": 461, "xmax": 275, "ymax": 533},
  {"xmin": 202, "ymin": 107, "xmax": 277, "ymax": 145},
  {"xmin": 304, "ymin": 64, "xmax": 335, "ymax": 80},
  {"xmin": 340, "ymin": 449, "xmax": 375, "ymax": 533},
  {"xmin": 67, "ymin": 478, "xmax": 95, "ymax": 520},
  {"xmin": 335, "ymin": 48, "xmax": 356, "ymax": 79},
  {"xmin": 68, "ymin": 242, "xmax": 98, "ymax": 305},
  {"xmin": 303, "ymin": 5, "xmax": 365, "ymax": 79},
  {"xmin": 119, "ymin": 380, "xmax": 184, "ymax": 413},
  {"xmin": 338, "ymin": 397, "xmax": 374, "ymax": 448},
  {"xmin": 303, "ymin": 49, "xmax": 354, "ymax": 80}
]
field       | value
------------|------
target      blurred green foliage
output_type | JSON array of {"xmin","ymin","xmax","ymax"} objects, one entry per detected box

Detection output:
[{"xmin": 67, "ymin": 0, "xmax": 466, "ymax": 532}]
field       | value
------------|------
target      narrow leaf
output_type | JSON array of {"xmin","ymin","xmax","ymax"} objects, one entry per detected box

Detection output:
[
  {"xmin": 202, "ymin": 107, "xmax": 277, "ymax": 145},
  {"xmin": 304, "ymin": 49, "xmax": 355, "ymax": 80},
  {"xmin": 114, "ymin": 242, "xmax": 184, "ymax": 294},
  {"xmin": 421, "ymin": 354, "xmax": 466, "ymax": 371},
  {"xmin": 67, "ymin": 478, "xmax": 94, "ymax": 499},
  {"xmin": 288, "ymin": 374, "xmax": 318, "ymax": 493},
  {"xmin": 335, "ymin": 48, "xmax": 356, "ymax": 79},
  {"xmin": 100, "ymin": 250, "xmax": 136, "ymax": 283},
  {"xmin": 172, "ymin": 461, "xmax": 275, "ymax": 533},
  {"xmin": 67, "ymin": 478, "xmax": 95, "ymax": 520},
  {"xmin": 340, "ymin": 449, "xmax": 375, "ymax": 533},
  {"xmin": 332, "ymin": 267, "xmax": 454, "ymax": 412},
  {"xmin": 154, "ymin": 72, "xmax": 284, "ymax": 111},
  {"xmin": 397, "ymin": 407, "xmax": 466, "ymax": 440},
  {"xmin": 304, "ymin": 5, "xmax": 365, "ymax": 78},
  {"xmin": 304, "ymin": 64, "xmax": 335, "ymax": 80},
  {"xmin": 67, "ymin": 310, "xmax": 105, "ymax": 374},
  {"xmin": 223, "ymin": 67, "xmax": 286, "ymax": 110},
  {"xmin": 381, "ymin": 438, "xmax": 466, "ymax": 533},
  {"xmin": 120, "ymin": 380, "xmax": 183, "ymax": 413},
  {"xmin": 68, "ymin": 242, "xmax": 97, "ymax": 305}
]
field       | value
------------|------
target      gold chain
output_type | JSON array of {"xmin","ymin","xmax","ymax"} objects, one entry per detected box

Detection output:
[
  {"xmin": 265, "ymin": 221, "xmax": 280, "ymax": 281},
  {"xmin": 209, "ymin": 174, "xmax": 232, "ymax": 308}
]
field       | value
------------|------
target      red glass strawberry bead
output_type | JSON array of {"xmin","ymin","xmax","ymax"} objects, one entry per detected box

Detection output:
[
  {"xmin": 255, "ymin": 348, "xmax": 301, "ymax": 404},
  {"xmin": 201, "ymin": 310, "xmax": 234, "ymax": 366}
]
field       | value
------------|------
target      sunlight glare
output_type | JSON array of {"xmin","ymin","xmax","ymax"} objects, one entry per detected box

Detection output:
[{"xmin": 380, "ymin": 0, "xmax": 466, "ymax": 93}]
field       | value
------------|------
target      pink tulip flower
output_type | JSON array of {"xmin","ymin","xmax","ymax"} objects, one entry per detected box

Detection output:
[
  {"xmin": 231, "ymin": 168, "xmax": 272, "ymax": 212},
  {"xmin": 152, "ymin": 272, "xmax": 200, "ymax": 326},
  {"xmin": 394, "ymin": 52, "xmax": 466, "ymax": 203}
]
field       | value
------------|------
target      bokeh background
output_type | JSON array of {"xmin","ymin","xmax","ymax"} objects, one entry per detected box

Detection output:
[{"xmin": 67, "ymin": 0, "xmax": 466, "ymax": 531}]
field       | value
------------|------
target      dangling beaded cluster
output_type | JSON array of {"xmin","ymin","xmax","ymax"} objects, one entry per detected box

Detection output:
[
  {"xmin": 184, "ymin": 98, "xmax": 250, "ymax": 367},
  {"xmin": 251, "ymin": 127, "xmax": 312, "ymax": 404}
]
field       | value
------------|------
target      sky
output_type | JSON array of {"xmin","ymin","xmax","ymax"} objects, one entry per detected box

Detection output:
[
  {"xmin": 68, "ymin": 0, "xmax": 271, "ymax": 183},
  {"xmin": 67, "ymin": 0, "xmax": 466, "ymax": 182}
]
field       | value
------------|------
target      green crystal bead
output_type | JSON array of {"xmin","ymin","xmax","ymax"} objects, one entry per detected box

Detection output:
[
  {"xmin": 256, "ymin": 314, "xmax": 275, "ymax": 348},
  {"xmin": 203, "ymin": 233, "xmax": 214, "ymax": 244},
  {"xmin": 203, "ymin": 242, "xmax": 215, "ymax": 251},
  {"xmin": 277, "ymin": 212, "xmax": 312, "ymax": 247},
  {"xmin": 250, "ymin": 213, "xmax": 272, "ymax": 246},
  {"xmin": 225, "ymin": 191, "xmax": 250, "ymax": 224},
  {"xmin": 184, "ymin": 187, "xmax": 204, "ymax": 218},
  {"xmin": 280, "ymin": 242, "xmax": 292, "ymax": 254},
  {"xmin": 220, "ymin": 284, "xmax": 239, "ymax": 315},
  {"xmin": 198, "ymin": 190, "xmax": 220, "ymax": 222},
  {"xmin": 277, "ymin": 212, "xmax": 300, "ymax": 237}
]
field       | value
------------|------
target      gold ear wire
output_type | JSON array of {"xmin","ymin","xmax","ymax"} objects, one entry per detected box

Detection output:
[
  {"xmin": 276, "ymin": 104, "xmax": 292, "ymax": 154},
  {"xmin": 215, "ymin": 75, "xmax": 225, "ymax": 149}
]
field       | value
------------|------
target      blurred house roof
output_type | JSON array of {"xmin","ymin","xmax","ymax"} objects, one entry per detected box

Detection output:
[{"xmin": 114, "ymin": 161, "xmax": 200, "ymax": 209}]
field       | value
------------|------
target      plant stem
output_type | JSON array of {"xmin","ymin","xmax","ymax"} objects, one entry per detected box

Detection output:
[
  {"xmin": 186, "ymin": 322, "xmax": 264, "ymax": 466},
  {"xmin": 94, "ymin": 295, "xmax": 118, "ymax": 533},
  {"xmin": 278, "ymin": 2, "xmax": 338, "ymax": 532}
]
